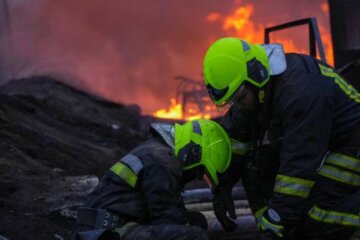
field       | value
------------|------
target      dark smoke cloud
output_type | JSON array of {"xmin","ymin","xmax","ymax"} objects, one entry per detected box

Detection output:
[{"xmin": 0, "ymin": 0, "xmax": 328, "ymax": 114}]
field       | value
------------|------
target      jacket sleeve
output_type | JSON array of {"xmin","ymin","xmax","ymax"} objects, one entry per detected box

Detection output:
[
  {"xmin": 269, "ymin": 95, "xmax": 333, "ymax": 225},
  {"xmin": 141, "ymin": 164, "xmax": 187, "ymax": 225}
]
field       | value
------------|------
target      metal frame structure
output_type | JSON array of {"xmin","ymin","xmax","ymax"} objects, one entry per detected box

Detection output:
[
  {"xmin": 264, "ymin": 17, "xmax": 327, "ymax": 63},
  {"xmin": 174, "ymin": 76, "xmax": 211, "ymax": 118}
]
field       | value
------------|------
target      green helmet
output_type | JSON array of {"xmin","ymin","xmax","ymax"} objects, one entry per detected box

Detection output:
[
  {"xmin": 203, "ymin": 37, "xmax": 270, "ymax": 107},
  {"xmin": 174, "ymin": 119, "xmax": 231, "ymax": 186}
]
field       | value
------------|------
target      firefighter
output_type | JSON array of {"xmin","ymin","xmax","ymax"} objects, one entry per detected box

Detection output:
[
  {"xmin": 74, "ymin": 119, "xmax": 232, "ymax": 240},
  {"xmin": 202, "ymin": 37, "xmax": 360, "ymax": 239}
]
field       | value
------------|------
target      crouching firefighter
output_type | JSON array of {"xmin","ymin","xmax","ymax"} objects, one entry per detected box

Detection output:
[
  {"xmin": 202, "ymin": 37, "xmax": 360, "ymax": 239},
  {"xmin": 74, "ymin": 119, "xmax": 232, "ymax": 240}
]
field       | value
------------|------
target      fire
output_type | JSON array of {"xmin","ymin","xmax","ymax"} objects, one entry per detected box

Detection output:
[
  {"xmin": 153, "ymin": 98, "xmax": 213, "ymax": 121},
  {"xmin": 223, "ymin": 4, "xmax": 263, "ymax": 43},
  {"xmin": 153, "ymin": 98, "xmax": 183, "ymax": 120},
  {"xmin": 206, "ymin": 2, "xmax": 334, "ymax": 65}
]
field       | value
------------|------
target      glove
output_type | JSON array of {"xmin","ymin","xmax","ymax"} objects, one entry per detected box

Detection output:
[
  {"xmin": 212, "ymin": 186, "xmax": 237, "ymax": 232},
  {"xmin": 256, "ymin": 208, "xmax": 284, "ymax": 238}
]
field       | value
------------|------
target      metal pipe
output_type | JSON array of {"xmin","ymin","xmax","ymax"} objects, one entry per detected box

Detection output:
[{"xmin": 182, "ymin": 186, "xmax": 246, "ymax": 204}]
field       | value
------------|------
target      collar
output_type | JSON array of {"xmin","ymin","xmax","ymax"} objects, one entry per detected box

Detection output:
[
  {"xmin": 262, "ymin": 43, "xmax": 287, "ymax": 76},
  {"xmin": 150, "ymin": 123, "xmax": 175, "ymax": 149}
]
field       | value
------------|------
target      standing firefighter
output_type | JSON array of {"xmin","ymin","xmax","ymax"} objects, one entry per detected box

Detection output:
[
  {"xmin": 74, "ymin": 119, "xmax": 232, "ymax": 240},
  {"xmin": 203, "ymin": 37, "xmax": 360, "ymax": 239}
]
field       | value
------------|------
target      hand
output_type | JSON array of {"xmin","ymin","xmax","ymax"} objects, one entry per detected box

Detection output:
[
  {"xmin": 212, "ymin": 186, "xmax": 237, "ymax": 232},
  {"xmin": 257, "ymin": 208, "xmax": 284, "ymax": 238}
]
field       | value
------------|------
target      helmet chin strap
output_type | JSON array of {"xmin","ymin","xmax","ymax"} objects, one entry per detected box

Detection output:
[{"xmin": 203, "ymin": 173, "xmax": 213, "ymax": 189}]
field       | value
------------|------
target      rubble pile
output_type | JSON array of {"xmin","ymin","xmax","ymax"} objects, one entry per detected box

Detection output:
[{"xmin": 0, "ymin": 77, "xmax": 146, "ymax": 239}]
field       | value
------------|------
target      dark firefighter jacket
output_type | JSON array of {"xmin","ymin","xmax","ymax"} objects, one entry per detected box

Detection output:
[
  {"xmin": 221, "ymin": 53, "xmax": 360, "ymax": 225},
  {"xmin": 84, "ymin": 132, "xmax": 188, "ymax": 226}
]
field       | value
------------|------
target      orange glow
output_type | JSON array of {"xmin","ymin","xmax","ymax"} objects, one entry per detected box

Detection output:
[
  {"xmin": 321, "ymin": 2, "xmax": 329, "ymax": 13},
  {"xmin": 222, "ymin": 4, "xmax": 263, "ymax": 43},
  {"xmin": 153, "ymin": 98, "xmax": 216, "ymax": 120},
  {"xmin": 206, "ymin": 12, "xmax": 221, "ymax": 22},
  {"xmin": 153, "ymin": 98, "xmax": 183, "ymax": 119},
  {"xmin": 206, "ymin": 2, "xmax": 334, "ymax": 65}
]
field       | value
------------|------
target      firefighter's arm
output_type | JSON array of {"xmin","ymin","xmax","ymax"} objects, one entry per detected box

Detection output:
[
  {"xmin": 141, "ymin": 164, "xmax": 187, "ymax": 225},
  {"xmin": 265, "ymin": 95, "xmax": 332, "ymax": 234},
  {"xmin": 214, "ymin": 105, "xmax": 261, "ymax": 231}
]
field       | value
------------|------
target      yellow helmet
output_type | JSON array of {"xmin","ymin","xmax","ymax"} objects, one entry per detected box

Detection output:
[
  {"xmin": 203, "ymin": 37, "xmax": 270, "ymax": 107},
  {"xmin": 174, "ymin": 119, "xmax": 231, "ymax": 186}
]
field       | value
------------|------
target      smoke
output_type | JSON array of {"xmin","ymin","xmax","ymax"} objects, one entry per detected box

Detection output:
[{"xmin": 0, "ymin": 0, "xmax": 329, "ymax": 114}]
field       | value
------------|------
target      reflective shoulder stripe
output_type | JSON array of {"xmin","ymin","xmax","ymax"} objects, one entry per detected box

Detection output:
[
  {"xmin": 121, "ymin": 154, "xmax": 143, "ymax": 175},
  {"xmin": 318, "ymin": 164, "xmax": 360, "ymax": 187},
  {"xmin": 325, "ymin": 153, "xmax": 360, "ymax": 173},
  {"xmin": 308, "ymin": 205, "xmax": 360, "ymax": 227},
  {"xmin": 274, "ymin": 174, "xmax": 314, "ymax": 198},
  {"xmin": 319, "ymin": 63, "xmax": 360, "ymax": 103},
  {"xmin": 110, "ymin": 162, "xmax": 137, "ymax": 187},
  {"xmin": 334, "ymin": 75, "xmax": 360, "ymax": 103},
  {"xmin": 318, "ymin": 64, "xmax": 336, "ymax": 77},
  {"xmin": 231, "ymin": 139, "xmax": 250, "ymax": 156}
]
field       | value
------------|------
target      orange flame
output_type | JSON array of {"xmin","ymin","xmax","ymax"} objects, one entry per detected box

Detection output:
[
  {"xmin": 153, "ymin": 98, "xmax": 214, "ymax": 121},
  {"xmin": 206, "ymin": 3, "xmax": 334, "ymax": 65},
  {"xmin": 153, "ymin": 98, "xmax": 183, "ymax": 119}
]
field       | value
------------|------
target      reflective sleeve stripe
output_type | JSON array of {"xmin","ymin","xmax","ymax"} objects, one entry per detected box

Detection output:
[
  {"xmin": 121, "ymin": 154, "xmax": 143, "ymax": 175},
  {"xmin": 318, "ymin": 165, "xmax": 360, "ymax": 187},
  {"xmin": 308, "ymin": 205, "xmax": 360, "ymax": 227},
  {"xmin": 325, "ymin": 153, "xmax": 360, "ymax": 173},
  {"xmin": 274, "ymin": 174, "xmax": 314, "ymax": 198},
  {"xmin": 231, "ymin": 139, "xmax": 250, "ymax": 156},
  {"xmin": 254, "ymin": 206, "xmax": 267, "ymax": 219},
  {"xmin": 110, "ymin": 162, "xmax": 138, "ymax": 187},
  {"xmin": 258, "ymin": 215, "xmax": 284, "ymax": 237},
  {"xmin": 319, "ymin": 64, "xmax": 360, "ymax": 102}
]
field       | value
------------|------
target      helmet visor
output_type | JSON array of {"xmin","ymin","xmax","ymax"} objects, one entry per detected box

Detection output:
[
  {"xmin": 206, "ymin": 84, "xmax": 229, "ymax": 107},
  {"xmin": 181, "ymin": 142, "xmax": 202, "ymax": 170}
]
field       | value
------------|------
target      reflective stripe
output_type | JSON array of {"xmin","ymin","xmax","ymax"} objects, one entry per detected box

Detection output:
[
  {"xmin": 110, "ymin": 162, "xmax": 138, "ymax": 187},
  {"xmin": 319, "ymin": 64, "xmax": 360, "ymax": 102},
  {"xmin": 325, "ymin": 153, "xmax": 360, "ymax": 173},
  {"xmin": 334, "ymin": 75, "xmax": 360, "ymax": 102},
  {"xmin": 318, "ymin": 165, "xmax": 360, "ymax": 187},
  {"xmin": 255, "ymin": 206, "xmax": 267, "ymax": 220},
  {"xmin": 121, "ymin": 154, "xmax": 143, "ymax": 175},
  {"xmin": 258, "ymin": 215, "xmax": 284, "ymax": 237},
  {"xmin": 274, "ymin": 174, "xmax": 314, "ymax": 198},
  {"xmin": 319, "ymin": 64, "xmax": 336, "ymax": 77},
  {"xmin": 231, "ymin": 139, "xmax": 250, "ymax": 156},
  {"xmin": 308, "ymin": 205, "xmax": 360, "ymax": 227}
]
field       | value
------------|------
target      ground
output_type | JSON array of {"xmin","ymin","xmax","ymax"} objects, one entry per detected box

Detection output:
[{"xmin": 0, "ymin": 77, "xmax": 146, "ymax": 239}]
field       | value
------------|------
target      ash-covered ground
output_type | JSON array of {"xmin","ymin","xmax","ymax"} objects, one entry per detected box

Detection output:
[{"xmin": 0, "ymin": 77, "xmax": 148, "ymax": 239}]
